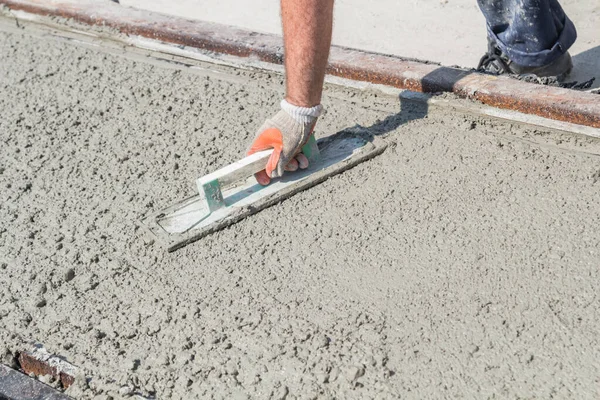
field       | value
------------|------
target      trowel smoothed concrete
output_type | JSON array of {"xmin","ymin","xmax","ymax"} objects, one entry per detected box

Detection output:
[{"xmin": 145, "ymin": 131, "xmax": 386, "ymax": 252}]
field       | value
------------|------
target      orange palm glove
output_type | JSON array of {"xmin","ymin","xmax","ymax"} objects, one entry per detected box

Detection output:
[{"xmin": 247, "ymin": 100, "xmax": 323, "ymax": 185}]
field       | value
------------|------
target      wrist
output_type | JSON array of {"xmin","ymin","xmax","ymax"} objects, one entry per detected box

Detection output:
[{"xmin": 281, "ymin": 99, "xmax": 323, "ymax": 125}]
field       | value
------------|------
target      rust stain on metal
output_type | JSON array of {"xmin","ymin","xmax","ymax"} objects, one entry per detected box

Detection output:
[
  {"xmin": 452, "ymin": 74, "xmax": 600, "ymax": 127},
  {"xmin": 1, "ymin": 0, "xmax": 599, "ymax": 128},
  {"xmin": 18, "ymin": 352, "xmax": 75, "ymax": 389}
]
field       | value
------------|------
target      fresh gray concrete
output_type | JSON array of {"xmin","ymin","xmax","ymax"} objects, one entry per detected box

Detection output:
[{"xmin": 1, "ymin": 16, "xmax": 600, "ymax": 400}]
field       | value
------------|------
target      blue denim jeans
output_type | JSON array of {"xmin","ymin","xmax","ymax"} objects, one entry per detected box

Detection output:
[{"xmin": 477, "ymin": 0, "xmax": 577, "ymax": 67}]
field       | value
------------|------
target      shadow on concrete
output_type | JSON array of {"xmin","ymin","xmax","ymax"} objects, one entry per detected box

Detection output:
[
  {"xmin": 571, "ymin": 45, "xmax": 600, "ymax": 90},
  {"xmin": 421, "ymin": 67, "xmax": 470, "ymax": 94},
  {"xmin": 353, "ymin": 94, "xmax": 430, "ymax": 138}
]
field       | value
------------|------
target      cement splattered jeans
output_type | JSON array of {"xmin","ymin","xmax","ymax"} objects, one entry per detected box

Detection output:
[{"xmin": 477, "ymin": 0, "xmax": 577, "ymax": 67}]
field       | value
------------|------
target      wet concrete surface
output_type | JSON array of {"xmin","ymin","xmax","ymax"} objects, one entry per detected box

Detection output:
[{"xmin": 1, "ymin": 18, "xmax": 600, "ymax": 399}]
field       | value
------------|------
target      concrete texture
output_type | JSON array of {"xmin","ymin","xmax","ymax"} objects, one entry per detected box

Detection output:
[
  {"xmin": 119, "ymin": 0, "xmax": 600, "ymax": 89},
  {"xmin": 2, "ymin": 17, "xmax": 600, "ymax": 400}
]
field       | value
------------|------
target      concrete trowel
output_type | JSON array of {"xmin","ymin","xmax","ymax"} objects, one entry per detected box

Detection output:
[{"xmin": 142, "ymin": 130, "xmax": 386, "ymax": 251}]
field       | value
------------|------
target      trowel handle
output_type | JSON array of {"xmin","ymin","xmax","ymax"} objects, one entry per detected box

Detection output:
[
  {"xmin": 197, "ymin": 149, "xmax": 273, "ymax": 189},
  {"xmin": 197, "ymin": 149, "xmax": 274, "ymax": 212},
  {"xmin": 198, "ymin": 135, "xmax": 320, "ymax": 190}
]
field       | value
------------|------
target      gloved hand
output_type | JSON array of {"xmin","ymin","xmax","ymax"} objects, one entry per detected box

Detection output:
[{"xmin": 247, "ymin": 99, "xmax": 323, "ymax": 185}]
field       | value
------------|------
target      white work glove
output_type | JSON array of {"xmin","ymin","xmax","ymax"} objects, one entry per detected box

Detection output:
[{"xmin": 247, "ymin": 99, "xmax": 323, "ymax": 185}]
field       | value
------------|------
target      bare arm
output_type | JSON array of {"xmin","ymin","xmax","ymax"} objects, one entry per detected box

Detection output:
[
  {"xmin": 247, "ymin": 0, "xmax": 334, "ymax": 185},
  {"xmin": 281, "ymin": 0, "xmax": 334, "ymax": 107}
]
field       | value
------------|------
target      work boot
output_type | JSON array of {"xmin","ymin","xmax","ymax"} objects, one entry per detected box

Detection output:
[{"xmin": 477, "ymin": 43, "xmax": 573, "ymax": 79}]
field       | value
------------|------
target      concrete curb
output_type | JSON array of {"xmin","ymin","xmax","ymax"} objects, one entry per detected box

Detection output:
[{"xmin": 1, "ymin": 0, "xmax": 599, "ymax": 129}]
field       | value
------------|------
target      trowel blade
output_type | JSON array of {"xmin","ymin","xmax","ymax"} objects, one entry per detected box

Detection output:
[{"xmin": 141, "ymin": 129, "xmax": 386, "ymax": 252}]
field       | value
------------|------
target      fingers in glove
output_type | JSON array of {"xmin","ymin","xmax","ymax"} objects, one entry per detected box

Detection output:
[
  {"xmin": 248, "ymin": 127, "xmax": 283, "ymax": 178},
  {"xmin": 284, "ymin": 158, "xmax": 299, "ymax": 172},
  {"xmin": 255, "ymin": 169, "xmax": 271, "ymax": 186},
  {"xmin": 295, "ymin": 153, "xmax": 309, "ymax": 169},
  {"xmin": 248, "ymin": 127, "xmax": 284, "ymax": 186},
  {"xmin": 257, "ymin": 153, "xmax": 307, "ymax": 186}
]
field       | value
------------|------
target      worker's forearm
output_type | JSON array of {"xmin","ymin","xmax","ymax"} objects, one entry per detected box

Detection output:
[{"xmin": 281, "ymin": 0, "xmax": 334, "ymax": 108}]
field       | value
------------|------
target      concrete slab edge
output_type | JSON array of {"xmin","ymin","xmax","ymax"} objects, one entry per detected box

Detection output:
[
  {"xmin": 0, "ymin": 364, "xmax": 71, "ymax": 400},
  {"xmin": 10, "ymin": 346, "xmax": 152, "ymax": 399},
  {"xmin": 17, "ymin": 347, "xmax": 77, "ymax": 390},
  {"xmin": 1, "ymin": 0, "xmax": 599, "ymax": 130}
]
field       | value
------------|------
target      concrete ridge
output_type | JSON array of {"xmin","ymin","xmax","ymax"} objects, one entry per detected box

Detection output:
[{"xmin": 1, "ymin": 0, "xmax": 599, "ymax": 128}]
